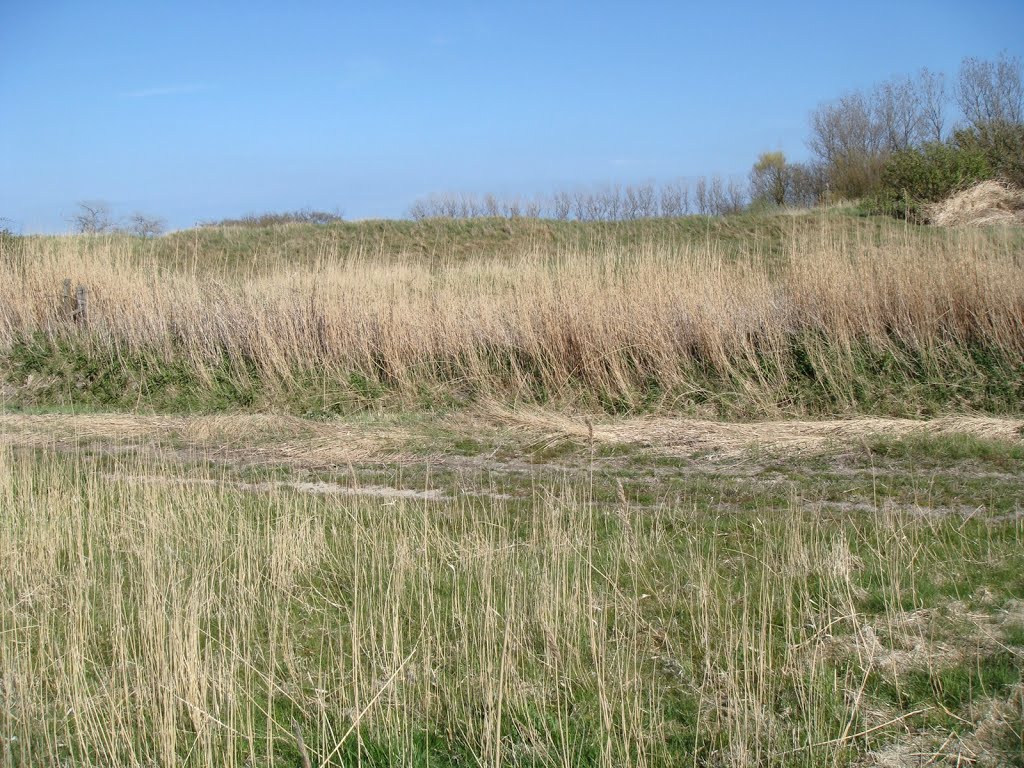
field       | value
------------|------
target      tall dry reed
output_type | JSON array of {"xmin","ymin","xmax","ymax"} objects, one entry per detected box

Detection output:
[{"xmin": 1, "ymin": 221, "xmax": 1021, "ymax": 413}]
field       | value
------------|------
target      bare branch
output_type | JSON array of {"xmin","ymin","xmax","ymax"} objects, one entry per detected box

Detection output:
[
  {"xmin": 956, "ymin": 52, "xmax": 1023, "ymax": 131},
  {"xmin": 127, "ymin": 212, "xmax": 166, "ymax": 239},
  {"xmin": 71, "ymin": 200, "xmax": 114, "ymax": 234}
]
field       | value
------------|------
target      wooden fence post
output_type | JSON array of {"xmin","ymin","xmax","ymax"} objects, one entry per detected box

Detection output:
[{"xmin": 74, "ymin": 285, "xmax": 88, "ymax": 325}]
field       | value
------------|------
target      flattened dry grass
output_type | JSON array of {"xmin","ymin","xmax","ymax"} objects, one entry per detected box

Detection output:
[
  {"xmin": 0, "ymin": 412, "xmax": 417, "ymax": 467},
  {"xmin": 929, "ymin": 180, "xmax": 1024, "ymax": 227},
  {"xmin": 480, "ymin": 405, "xmax": 1024, "ymax": 458}
]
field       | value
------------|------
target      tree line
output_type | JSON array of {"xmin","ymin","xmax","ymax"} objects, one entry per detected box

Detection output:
[
  {"xmin": 408, "ymin": 176, "xmax": 752, "ymax": 221},
  {"xmin": 63, "ymin": 204, "xmax": 346, "ymax": 235},
  {"xmin": 15, "ymin": 52, "xmax": 1018, "ymax": 235},
  {"xmin": 412, "ymin": 52, "xmax": 1023, "ymax": 222},
  {"xmin": 69, "ymin": 201, "xmax": 167, "ymax": 238},
  {"xmin": 797, "ymin": 51, "xmax": 1022, "ymax": 218}
]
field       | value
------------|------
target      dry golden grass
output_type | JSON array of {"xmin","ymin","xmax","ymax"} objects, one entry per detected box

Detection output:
[
  {"xmin": 485, "ymin": 405, "xmax": 1024, "ymax": 457},
  {"xmin": 928, "ymin": 180, "xmax": 1024, "ymax": 227},
  {"xmin": 0, "ymin": 412, "xmax": 414, "ymax": 467},
  {"xmin": 2, "ymin": 447, "xmax": 1021, "ymax": 767},
  {"xmin": 2, "ymin": 410, "xmax": 1021, "ymax": 474},
  {"xmin": 1, "ymin": 216, "xmax": 1022, "ymax": 415}
]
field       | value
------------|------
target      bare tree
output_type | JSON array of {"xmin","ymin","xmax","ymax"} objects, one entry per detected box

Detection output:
[
  {"xmin": 481, "ymin": 194, "xmax": 499, "ymax": 217},
  {"xmin": 597, "ymin": 185, "xmax": 622, "ymax": 220},
  {"xmin": 72, "ymin": 200, "xmax": 114, "ymax": 234},
  {"xmin": 694, "ymin": 177, "xmax": 710, "ymax": 215},
  {"xmin": 551, "ymin": 191, "xmax": 571, "ymax": 220},
  {"xmin": 583, "ymin": 191, "xmax": 606, "ymax": 221},
  {"xmin": 634, "ymin": 183, "xmax": 656, "ymax": 218},
  {"xmin": 128, "ymin": 212, "xmax": 166, "ymax": 239},
  {"xmin": 789, "ymin": 162, "xmax": 828, "ymax": 208},
  {"xmin": 708, "ymin": 176, "xmax": 728, "ymax": 215},
  {"xmin": 873, "ymin": 75, "xmax": 926, "ymax": 152},
  {"xmin": 810, "ymin": 92, "xmax": 876, "ymax": 164},
  {"xmin": 659, "ymin": 180, "xmax": 688, "ymax": 217},
  {"xmin": 622, "ymin": 185, "xmax": 640, "ymax": 220},
  {"xmin": 523, "ymin": 199, "xmax": 542, "ymax": 218},
  {"xmin": 808, "ymin": 91, "xmax": 888, "ymax": 198},
  {"xmin": 571, "ymin": 190, "xmax": 589, "ymax": 221},
  {"xmin": 956, "ymin": 52, "xmax": 1024, "ymax": 132},
  {"xmin": 725, "ymin": 179, "xmax": 746, "ymax": 214},
  {"xmin": 919, "ymin": 67, "xmax": 947, "ymax": 143},
  {"xmin": 408, "ymin": 199, "xmax": 431, "ymax": 220}
]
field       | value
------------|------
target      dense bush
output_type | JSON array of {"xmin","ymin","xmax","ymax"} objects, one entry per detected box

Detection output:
[
  {"xmin": 954, "ymin": 122, "xmax": 1024, "ymax": 188},
  {"xmin": 867, "ymin": 141, "xmax": 991, "ymax": 222}
]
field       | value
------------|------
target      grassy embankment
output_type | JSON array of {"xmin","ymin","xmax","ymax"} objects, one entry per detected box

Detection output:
[{"xmin": 0, "ymin": 210, "xmax": 1021, "ymax": 418}]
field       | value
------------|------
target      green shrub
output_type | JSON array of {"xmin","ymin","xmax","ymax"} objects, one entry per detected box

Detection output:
[
  {"xmin": 865, "ymin": 141, "xmax": 991, "ymax": 222},
  {"xmin": 953, "ymin": 122, "xmax": 1024, "ymax": 188}
]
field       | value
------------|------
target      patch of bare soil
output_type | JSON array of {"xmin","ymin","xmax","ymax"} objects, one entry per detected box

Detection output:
[
  {"xmin": 107, "ymin": 473, "xmax": 448, "ymax": 501},
  {"xmin": 838, "ymin": 603, "xmax": 1024, "ymax": 768},
  {"xmin": 862, "ymin": 688, "xmax": 1022, "ymax": 768},
  {"xmin": 830, "ymin": 598, "xmax": 1024, "ymax": 675},
  {"xmin": 861, "ymin": 734, "xmax": 979, "ymax": 768},
  {"xmin": 818, "ymin": 499, "xmax": 1019, "ymax": 522}
]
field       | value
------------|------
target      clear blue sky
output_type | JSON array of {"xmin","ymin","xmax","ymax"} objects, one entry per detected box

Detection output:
[{"xmin": 2, "ymin": 1, "xmax": 1022, "ymax": 232}]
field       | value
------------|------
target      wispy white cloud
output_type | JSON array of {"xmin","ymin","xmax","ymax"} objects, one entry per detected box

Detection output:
[{"xmin": 121, "ymin": 83, "xmax": 211, "ymax": 99}]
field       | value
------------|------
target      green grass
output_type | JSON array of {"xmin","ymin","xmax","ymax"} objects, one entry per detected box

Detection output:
[
  {"xmin": 866, "ymin": 652, "xmax": 1022, "ymax": 715},
  {"xmin": 3, "ymin": 209, "xmax": 895, "ymax": 273},
  {"xmin": 1005, "ymin": 623, "xmax": 1024, "ymax": 647},
  {"xmin": 865, "ymin": 431, "xmax": 1024, "ymax": 467},
  {"xmin": 6, "ymin": 331, "xmax": 1023, "ymax": 418},
  {"xmin": 8, "ymin": 205, "xmax": 1021, "ymax": 277}
]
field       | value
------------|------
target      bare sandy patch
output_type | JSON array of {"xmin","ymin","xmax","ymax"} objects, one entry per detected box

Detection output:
[{"xmin": 105, "ymin": 473, "xmax": 448, "ymax": 501}]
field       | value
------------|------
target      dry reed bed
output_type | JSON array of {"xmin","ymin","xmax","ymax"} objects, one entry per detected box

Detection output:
[
  {"xmin": 1, "ymin": 223, "xmax": 1022, "ymax": 410},
  {"xmin": 3, "ymin": 449, "xmax": 1020, "ymax": 766}
]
